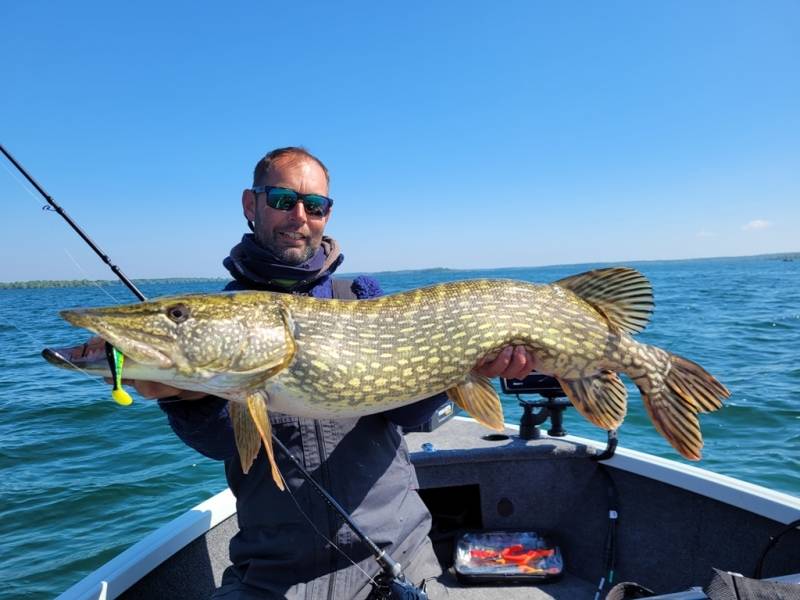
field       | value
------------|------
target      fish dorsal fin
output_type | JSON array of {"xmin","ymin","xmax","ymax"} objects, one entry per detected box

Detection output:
[
  {"xmin": 446, "ymin": 374, "xmax": 505, "ymax": 431},
  {"xmin": 556, "ymin": 371, "xmax": 628, "ymax": 431},
  {"xmin": 246, "ymin": 392, "xmax": 285, "ymax": 490},
  {"xmin": 230, "ymin": 401, "xmax": 261, "ymax": 475},
  {"xmin": 554, "ymin": 267, "xmax": 654, "ymax": 334}
]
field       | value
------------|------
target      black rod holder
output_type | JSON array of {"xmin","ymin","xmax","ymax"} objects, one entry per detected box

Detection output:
[{"xmin": 517, "ymin": 397, "xmax": 572, "ymax": 440}]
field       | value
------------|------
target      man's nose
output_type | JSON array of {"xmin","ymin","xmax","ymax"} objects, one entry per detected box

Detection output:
[{"xmin": 287, "ymin": 200, "xmax": 307, "ymax": 223}]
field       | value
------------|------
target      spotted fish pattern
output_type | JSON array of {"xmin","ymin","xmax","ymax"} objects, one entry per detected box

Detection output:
[{"xmin": 56, "ymin": 267, "xmax": 729, "ymax": 489}]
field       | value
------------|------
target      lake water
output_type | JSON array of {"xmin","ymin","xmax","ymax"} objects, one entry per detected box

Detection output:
[{"xmin": 1, "ymin": 256, "xmax": 798, "ymax": 598}]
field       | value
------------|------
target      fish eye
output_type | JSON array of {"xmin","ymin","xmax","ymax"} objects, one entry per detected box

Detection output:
[{"xmin": 166, "ymin": 303, "xmax": 190, "ymax": 323}]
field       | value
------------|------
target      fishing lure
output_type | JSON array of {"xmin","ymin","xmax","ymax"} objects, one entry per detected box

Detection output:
[
  {"xmin": 4, "ymin": 143, "xmax": 429, "ymax": 600},
  {"xmin": 104, "ymin": 342, "xmax": 133, "ymax": 406}
]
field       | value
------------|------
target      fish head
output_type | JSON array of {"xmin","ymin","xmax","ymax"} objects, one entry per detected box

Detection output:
[{"xmin": 59, "ymin": 291, "xmax": 294, "ymax": 391}]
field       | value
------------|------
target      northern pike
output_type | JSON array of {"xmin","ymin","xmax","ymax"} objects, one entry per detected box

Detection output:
[{"xmin": 47, "ymin": 267, "xmax": 729, "ymax": 489}]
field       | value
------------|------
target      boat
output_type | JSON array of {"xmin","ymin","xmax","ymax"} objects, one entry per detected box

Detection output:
[{"xmin": 56, "ymin": 396, "xmax": 800, "ymax": 600}]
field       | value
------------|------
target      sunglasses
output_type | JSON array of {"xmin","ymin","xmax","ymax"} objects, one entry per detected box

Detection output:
[{"xmin": 252, "ymin": 186, "xmax": 333, "ymax": 218}]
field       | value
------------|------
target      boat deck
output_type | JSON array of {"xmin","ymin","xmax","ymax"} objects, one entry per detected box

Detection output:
[
  {"xmin": 62, "ymin": 417, "xmax": 799, "ymax": 600},
  {"xmin": 434, "ymin": 569, "xmax": 596, "ymax": 599}
]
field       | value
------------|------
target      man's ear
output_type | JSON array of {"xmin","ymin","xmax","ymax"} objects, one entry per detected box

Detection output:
[{"xmin": 242, "ymin": 189, "xmax": 256, "ymax": 221}]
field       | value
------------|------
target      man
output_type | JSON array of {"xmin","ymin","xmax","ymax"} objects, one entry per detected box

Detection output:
[{"xmin": 80, "ymin": 147, "xmax": 535, "ymax": 599}]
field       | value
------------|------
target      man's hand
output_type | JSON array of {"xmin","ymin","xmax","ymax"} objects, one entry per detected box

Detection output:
[
  {"xmin": 70, "ymin": 337, "xmax": 206, "ymax": 401},
  {"xmin": 473, "ymin": 346, "xmax": 538, "ymax": 380}
]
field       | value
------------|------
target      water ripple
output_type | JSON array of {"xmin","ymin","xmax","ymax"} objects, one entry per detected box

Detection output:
[{"xmin": 1, "ymin": 258, "xmax": 798, "ymax": 598}]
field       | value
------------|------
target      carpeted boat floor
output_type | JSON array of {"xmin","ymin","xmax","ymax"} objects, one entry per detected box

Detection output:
[{"xmin": 435, "ymin": 568, "xmax": 596, "ymax": 599}]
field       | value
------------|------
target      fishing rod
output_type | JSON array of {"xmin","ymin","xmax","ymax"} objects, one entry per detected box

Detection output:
[
  {"xmin": 0, "ymin": 144, "xmax": 146, "ymax": 302},
  {"xmin": 1, "ymin": 144, "xmax": 428, "ymax": 600}
]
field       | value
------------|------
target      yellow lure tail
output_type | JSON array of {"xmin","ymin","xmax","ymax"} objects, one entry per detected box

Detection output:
[{"xmin": 105, "ymin": 343, "xmax": 133, "ymax": 406}]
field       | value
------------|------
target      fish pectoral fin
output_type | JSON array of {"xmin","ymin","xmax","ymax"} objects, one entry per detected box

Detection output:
[
  {"xmin": 230, "ymin": 401, "xmax": 261, "ymax": 475},
  {"xmin": 556, "ymin": 371, "xmax": 627, "ymax": 430},
  {"xmin": 447, "ymin": 374, "xmax": 505, "ymax": 431},
  {"xmin": 246, "ymin": 392, "xmax": 285, "ymax": 491},
  {"xmin": 554, "ymin": 267, "xmax": 654, "ymax": 335}
]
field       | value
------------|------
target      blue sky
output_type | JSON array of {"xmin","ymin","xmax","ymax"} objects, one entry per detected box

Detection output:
[{"xmin": 1, "ymin": 1, "xmax": 797, "ymax": 281}]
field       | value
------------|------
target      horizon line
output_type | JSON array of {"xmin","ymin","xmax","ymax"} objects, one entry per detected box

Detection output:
[{"xmin": 1, "ymin": 250, "xmax": 797, "ymax": 286}]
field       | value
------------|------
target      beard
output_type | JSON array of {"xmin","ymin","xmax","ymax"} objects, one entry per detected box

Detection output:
[
  {"xmin": 256, "ymin": 233, "xmax": 316, "ymax": 266},
  {"xmin": 272, "ymin": 245, "xmax": 315, "ymax": 265}
]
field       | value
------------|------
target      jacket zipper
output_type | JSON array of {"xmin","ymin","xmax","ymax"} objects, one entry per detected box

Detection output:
[{"xmin": 314, "ymin": 420, "xmax": 338, "ymax": 600}]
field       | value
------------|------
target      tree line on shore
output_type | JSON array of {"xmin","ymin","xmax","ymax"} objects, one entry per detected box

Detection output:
[
  {"xmin": 1, "ymin": 252, "xmax": 797, "ymax": 290},
  {"xmin": 0, "ymin": 278, "xmax": 226, "ymax": 289}
]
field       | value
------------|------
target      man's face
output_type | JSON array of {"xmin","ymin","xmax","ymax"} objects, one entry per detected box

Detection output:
[{"xmin": 242, "ymin": 156, "xmax": 331, "ymax": 265}]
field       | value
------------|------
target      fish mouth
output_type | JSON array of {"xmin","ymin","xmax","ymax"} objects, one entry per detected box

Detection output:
[
  {"xmin": 60, "ymin": 308, "xmax": 175, "ymax": 369},
  {"xmin": 41, "ymin": 346, "xmax": 110, "ymax": 374}
]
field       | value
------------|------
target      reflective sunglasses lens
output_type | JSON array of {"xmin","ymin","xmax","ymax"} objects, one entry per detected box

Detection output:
[
  {"xmin": 265, "ymin": 188, "xmax": 299, "ymax": 211},
  {"xmin": 303, "ymin": 195, "xmax": 331, "ymax": 217}
]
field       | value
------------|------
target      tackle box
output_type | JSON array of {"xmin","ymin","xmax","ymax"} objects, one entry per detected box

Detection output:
[{"xmin": 454, "ymin": 531, "xmax": 563, "ymax": 584}]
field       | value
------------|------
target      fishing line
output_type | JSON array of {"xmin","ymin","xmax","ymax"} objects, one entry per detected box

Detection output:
[
  {"xmin": 0, "ymin": 144, "xmax": 146, "ymax": 301},
  {"xmin": 0, "ymin": 316, "xmax": 110, "ymax": 394},
  {"xmin": 63, "ymin": 248, "xmax": 123, "ymax": 304},
  {"xmin": 3, "ymin": 163, "xmax": 124, "ymax": 306},
  {"xmin": 1, "ymin": 151, "xmax": 126, "ymax": 303},
  {"xmin": 1, "ymin": 143, "xmax": 425, "ymax": 599},
  {"xmin": 0, "ymin": 156, "xmax": 45, "ymax": 206},
  {"xmin": 281, "ymin": 480, "xmax": 380, "ymax": 588},
  {"xmin": 0, "ymin": 315, "xmax": 54, "ymax": 350}
]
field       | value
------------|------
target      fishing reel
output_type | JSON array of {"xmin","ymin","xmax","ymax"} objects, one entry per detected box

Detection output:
[{"xmin": 367, "ymin": 575, "xmax": 429, "ymax": 600}]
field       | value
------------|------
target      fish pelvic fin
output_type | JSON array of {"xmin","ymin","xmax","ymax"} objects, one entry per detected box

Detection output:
[
  {"xmin": 447, "ymin": 374, "xmax": 505, "ymax": 431},
  {"xmin": 634, "ymin": 350, "xmax": 729, "ymax": 461},
  {"xmin": 556, "ymin": 370, "xmax": 628, "ymax": 430},
  {"xmin": 246, "ymin": 392, "xmax": 285, "ymax": 491},
  {"xmin": 554, "ymin": 267, "xmax": 654, "ymax": 335},
  {"xmin": 230, "ymin": 401, "xmax": 261, "ymax": 475}
]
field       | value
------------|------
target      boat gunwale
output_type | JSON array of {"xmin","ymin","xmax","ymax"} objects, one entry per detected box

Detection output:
[
  {"xmin": 56, "ymin": 417, "xmax": 800, "ymax": 599},
  {"xmin": 55, "ymin": 489, "xmax": 236, "ymax": 600}
]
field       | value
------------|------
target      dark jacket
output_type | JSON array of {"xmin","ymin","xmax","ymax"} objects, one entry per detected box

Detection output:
[{"xmin": 159, "ymin": 273, "xmax": 447, "ymax": 599}]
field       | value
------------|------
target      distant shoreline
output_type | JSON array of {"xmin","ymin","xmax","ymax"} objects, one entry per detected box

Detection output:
[
  {"xmin": 0, "ymin": 277, "xmax": 228, "ymax": 289},
  {"xmin": 1, "ymin": 251, "xmax": 797, "ymax": 289}
]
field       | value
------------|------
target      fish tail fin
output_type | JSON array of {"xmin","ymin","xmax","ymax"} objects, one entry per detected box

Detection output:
[
  {"xmin": 447, "ymin": 374, "xmax": 505, "ymax": 431},
  {"xmin": 633, "ymin": 348, "xmax": 729, "ymax": 460}
]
